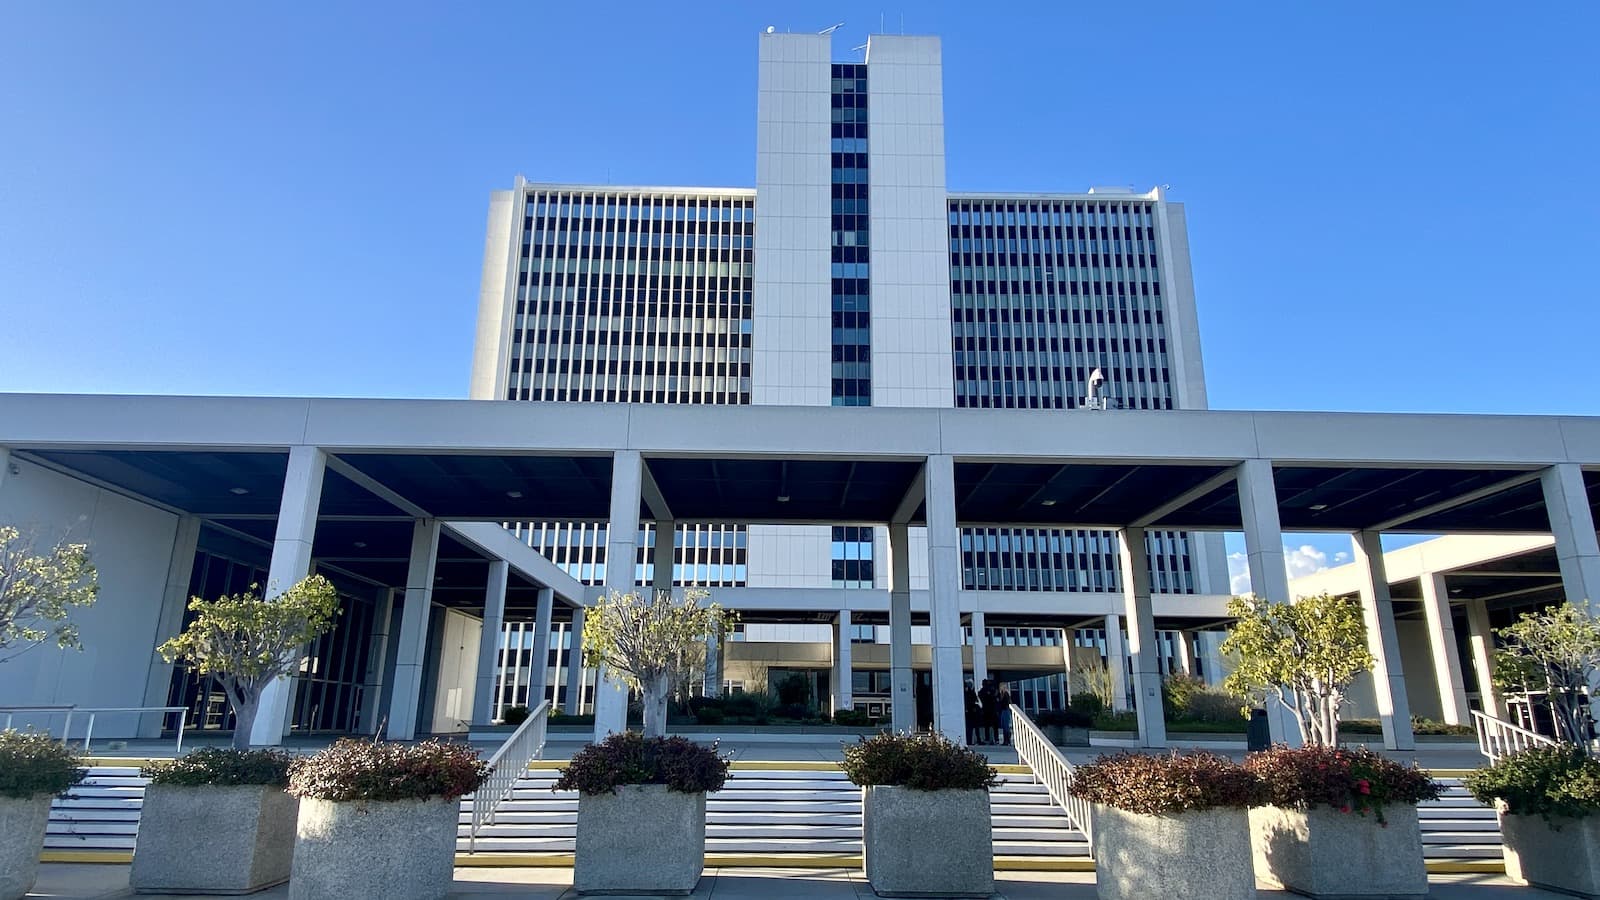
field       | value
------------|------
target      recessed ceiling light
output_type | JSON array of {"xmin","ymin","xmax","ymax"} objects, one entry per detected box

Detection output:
[
  {"xmin": 1041, "ymin": 499, "xmax": 1057, "ymax": 507},
  {"xmin": 353, "ymin": 541, "xmax": 367, "ymax": 549},
  {"xmin": 1308, "ymin": 503, "xmax": 1328, "ymax": 511},
  {"xmin": 229, "ymin": 487, "xmax": 250, "ymax": 495},
  {"xmin": 506, "ymin": 490, "xmax": 524, "ymax": 499},
  {"xmin": 777, "ymin": 495, "xmax": 790, "ymax": 502}
]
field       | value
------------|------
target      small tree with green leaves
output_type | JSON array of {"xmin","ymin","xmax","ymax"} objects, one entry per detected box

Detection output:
[
  {"xmin": 1221, "ymin": 592, "xmax": 1375, "ymax": 746},
  {"xmin": 158, "ymin": 576, "xmax": 340, "ymax": 749},
  {"xmin": 582, "ymin": 588, "xmax": 736, "ymax": 737},
  {"xmin": 1492, "ymin": 600, "xmax": 1600, "ymax": 746},
  {"xmin": 0, "ymin": 525, "xmax": 98, "ymax": 663}
]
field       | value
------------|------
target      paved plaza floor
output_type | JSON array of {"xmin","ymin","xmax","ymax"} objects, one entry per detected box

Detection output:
[{"xmin": 27, "ymin": 864, "xmax": 1572, "ymax": 899}]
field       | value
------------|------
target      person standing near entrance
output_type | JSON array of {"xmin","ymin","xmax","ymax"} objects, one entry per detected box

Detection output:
[
  {"xmin": 996, "ymin": 683, "xmax": 1014, "ymax": 745},
  {"xmin": 964, "ymin": 680, "xmax": 981, "ymax": 744},
  {"xmin": 978, "ymin": 678, "xmax": 1000, "ymax": 745}
]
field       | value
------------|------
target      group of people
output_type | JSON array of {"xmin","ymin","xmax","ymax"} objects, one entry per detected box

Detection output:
[{"xmin": 963, "ymin": 677, "xmax": 1013, "ymax": 746}]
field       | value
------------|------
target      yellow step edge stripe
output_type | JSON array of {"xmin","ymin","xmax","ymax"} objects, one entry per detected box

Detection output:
[
  {"xmin": 40, "ymin": 849, "xmax": 1505, "ymax": 877},
  {"xmin": 40, "ymin": 850, "xmax": 133, "ymax": 864}
]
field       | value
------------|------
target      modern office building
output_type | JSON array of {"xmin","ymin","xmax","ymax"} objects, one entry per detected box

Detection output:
[
  {"xmin": 5, "ymin": 31, "xmax": 1593, "ymax": 754},
  {"xmin": 466, "ymin": 33, "xmax": 1228, "ymax": 716}
]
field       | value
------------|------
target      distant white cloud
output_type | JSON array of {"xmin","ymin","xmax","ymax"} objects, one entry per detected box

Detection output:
[
  {"xmin": 1226, "ymin": 544, "xmax": 1340, "ymax": 595},
  {"xmin": 1227, "ymin": 552, "xmax": 1250, "ymax": 595}
]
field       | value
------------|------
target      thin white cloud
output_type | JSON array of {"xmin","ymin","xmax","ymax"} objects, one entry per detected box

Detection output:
[{"xmin": 1226, "ymin": 544, "xmax": 1338, "ymax": 595}]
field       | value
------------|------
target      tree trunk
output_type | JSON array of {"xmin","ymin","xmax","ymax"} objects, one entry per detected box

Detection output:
[
  {"xmin": 641, "ymin": 674, "xmax": 671, "ymax": 738},
  {"xmin": 231, "ymin": 693, "xmax": 259, "ymax": 750}
]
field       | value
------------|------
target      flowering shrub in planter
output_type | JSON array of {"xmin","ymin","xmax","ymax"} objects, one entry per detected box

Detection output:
[
  {"xmin": 555, "ymin": 732, "xmax": 730, "ymax": 895},
  {"xmin": 1068, "ymin": 751, "xmax": 1267, "ymax": 900},
  {"xmin": 133, "ymin": 748, "xmax": 298, "ymax": 894},
  {"xmin": 285, "ymin": 740, "xmax": 490, "ymax": 900},
  {"xmin": 1467, "ymin": 745, "xmax": 1600, "ymax": 897},
  {"xmin": 1244, "ymin": 745, "xmax": 1438, "ymax": 897},
  {"xmin": 842, "ymin": 731, "xmax": 999, "ymax": 898},
  {"xmin": 0, "ymin": 731, "xmax": 82, "ymax": 900}
]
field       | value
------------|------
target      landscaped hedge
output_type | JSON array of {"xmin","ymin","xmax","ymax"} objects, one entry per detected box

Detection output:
[
  {"xmin": 554, "ymin": 732, "xmax": 730, "ymax": 795},
  {"xmin": 1466, "ymin": 744, "xmax": 1600, "ymax": 821},
  {"xmin": 1245, "ymin": 745, "xmax": 1439, "ymax": 823},
  {"xmin": 286, "ymin": 739, "xmax": 491, "ymax": 802},
  {"xmin": 1067, "ymin": 751, "xmax": 1268, "ymax": 814},
  {"xmin": 841, "ymin": 731, "xmax": 998, "ymax": 791},
  {"xmin": 1342, "ymin": 717, "xmax": 1475, "ymax": 737},
  {"xmin": 0, "ymin": 730, "xmax": 83, "ymax": 799},
  {"xmin": 144, "ymin": 748, "xmax": 293, "ymax": 787},
  {"xmin": 501, "ymin": 705, "xmax": 532, "ymax": 726},
  {"xmin": 1034, "ymin": 708, "xmax": 1093, "ymax": 729}
]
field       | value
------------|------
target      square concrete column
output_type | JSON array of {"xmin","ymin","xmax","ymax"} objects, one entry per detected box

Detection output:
[
  {"xmin": 1418, "ymin": 572, "xmax": 1471, "ymax": 725},
  {"xmin": 593, "ymin": 450, "xmax": 642, "ymax": 740},
  {"xmin": 0, "ymin": 447, "xmax": 10, "ymax": 495},
  {"xmin": 1200, "ymin": 633, "xmax": 1225, "ymax": 687},
  {"xmin": 832, "ymin": 610, "xmax": 853, "ymax": 714},
  {"xmin": 1060, "ymin": 628, "xmax": 1075, "ymax": 702},
  {"xmin": 1174, "ymin": 630, "xmax": 1195, "ymax": 677},
  {"xmin": 652, "ymin": 520, "xmax": 675, "ymax": 592},
  {"xmin": 1542, "ymin": 463, "xmax": 1600, "ymax": 606},
  {"xmin": 386, "ymin": 518, "xmax": 441, "ymax": 740},
  {"xmin": 470, "ymin": 562, "xmax": 510, "ymax": 726},
  {"xmin": 923, "ymin": 454, "xmax": 967, "ymax": 743},
  {"xmin": 888, "ymin": 522, "xmax": 915, "ymax": 731},
  {"xmin": 1351, "ymin": 531, "xmax": 1415, "ymax": 750},
  {"xmin": 1103, "ymin": 614, "xmax": 1130, "ymax": 711},
  {"xmin": 565, "ymin": 607, "xmax": 586, "ymax": 714},
  {"xmin": 360, "ymin": 588, "xmax": 396, "ymax": 734},
  {"xmin": 1464, "ymin": 598, "xmax": 1502, "ymax": 717},
  {"xmin": 529, "ymin": 588, "xmax": 554, "ymax": 708},
  {"xmin": 1118, "ymin": 528, "xmax": 1167, "ymax": 748},
  {"xmin": 969, "ymin": 610, "xmax": 989, "ymax": 687},
  {"xmin": 1235, "ymin": 458, "xmax": 1300, "ymax": 745},
  {"xmin": 142, "ymin": 515, "xmax": 201, "ymax": 738},
  {"xmin": 251, "ymin": 446, "xmax": 326, "ymax": 746}
]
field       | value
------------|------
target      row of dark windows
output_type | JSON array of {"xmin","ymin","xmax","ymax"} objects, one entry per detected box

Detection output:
[
  {"xmin": 511, "ymin": 359, "xmax": 753, "ymax": 377},
  {"xmin": 953, "ymin": 280, "xmax": 1160, "ymax": 297},
  {"xmin": 952, "ymin": 307, "xmax": 1166, "ymax": 325},
  {"xmin": 522, "ymin": 273, "xmax": 756, "ymax": 290},
  {"xmin": 832, "ymin": 70, "xmax": 871, "ymax": 410},
  {"xmin": 516, "ymin": 292, "xmax": 752, "ymax": 310},
  {"xmin": 955, "ymin": 336, "xmax": 1168, "ymax": 354},
  {"xmin": 511, "ymin": 387, "xmax": 752, "ymax": 404},
  {"xmin": 525, "ymin": 244, "xmax": 752, "ymax": 260},
  {"xmin": 951, "ymin": 224, "xmax": 1156, "ymax": 241},
  {"xmin": 516, "ymin": 331, "xmax": 751, "ymax": 350},
  {"xmin": 952, "ymin": 253, "xmax": 1158, "ymax": 270},
  {"xmin": 527, "ymin": 217, "xmax": 755, "ymax": 235}
]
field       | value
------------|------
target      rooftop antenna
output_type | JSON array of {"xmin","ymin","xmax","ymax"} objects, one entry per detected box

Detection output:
[
  {"xmin": 819, "ymin": 21, "xmax": 843, "ymax": 35},
  {"xmin": 765, "ymin": 25, "xmax": 775, "ymax": 34}
]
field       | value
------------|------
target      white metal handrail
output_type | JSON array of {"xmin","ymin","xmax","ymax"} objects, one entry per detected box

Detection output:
[
  {"xmin": 1010, "ymin": 705, "xmax": 1093, "ymax": 851},
  {"xmin": 1471, "ymin": 709, "xmax": 1558, "ymax": 762},
  {"xmin": 2, "ymin": 704, "xmax": 187, "ymax": 755},
  {"xmin": 467, "ymin": 700, "xmax": 549, "ymax": 853}
]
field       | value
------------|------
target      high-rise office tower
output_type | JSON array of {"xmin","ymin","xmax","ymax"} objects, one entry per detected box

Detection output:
[{"xmin": 470, "ymin": 31, "xmax": 1227, "ymax": 606}]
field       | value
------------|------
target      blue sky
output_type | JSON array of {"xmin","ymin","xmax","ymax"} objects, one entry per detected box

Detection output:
[{"xmin": 2, "ymin": 2, "xmax": 1595, "ymax": 583}]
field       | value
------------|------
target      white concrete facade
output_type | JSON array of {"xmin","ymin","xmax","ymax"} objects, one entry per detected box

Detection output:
[{"xmin": 754, "ymin": 32, "xmax": 834, "ymax": 407}]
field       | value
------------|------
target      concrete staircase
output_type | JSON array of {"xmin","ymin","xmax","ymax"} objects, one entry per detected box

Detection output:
[
  {"xmin": 459, "ymin": 765, "xmax": 1090, "ymax": 863},
  {"xmin": 42, "ymin": 764, "xmax": 1501, "ymax": 870}
]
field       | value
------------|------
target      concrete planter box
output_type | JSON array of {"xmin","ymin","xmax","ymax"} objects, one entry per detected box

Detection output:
[
  {"xmin": 289, "ymin": 796, "xmax": 459, "ymax": 900},
  {"xmin": 862, "ymin": 786, "xmax": 993, "ymax": 898},
  {"xmin": 0, "ymin": 794, "xmax": 51, "ymax": 900},
  {"xmin": 1499, "ymin": 810, "xmax": 1600, "ymax": 897},
  {"xmin": 1094, "ymin": 805, "xmax": 1255, "ymax": 900},
  {"xmin": 1250, "ymin": 804, "xmax": 1426, "ymax": 898},
  {"xmin": 574, "ymin": 785, "xmax": 705, "ymax": 895},
  {"xmin": 132, "ymin": 783, "xmax": 298, "ymax": 894}
]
